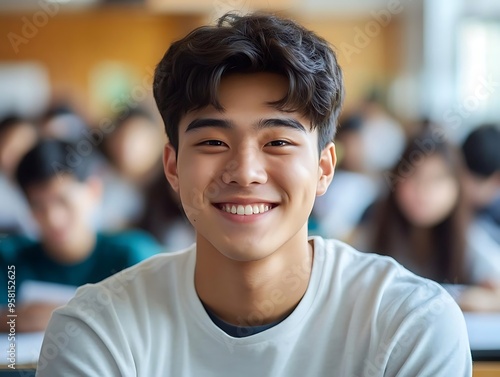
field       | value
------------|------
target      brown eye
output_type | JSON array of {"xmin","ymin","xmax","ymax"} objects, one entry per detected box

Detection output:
[
  {"xmin": 266, "ymin": 140, "xmax": 290, "ymax": 147},
  {"xmin": 201, "ymin": 140, "xmax": 225, "ymax": 146}
]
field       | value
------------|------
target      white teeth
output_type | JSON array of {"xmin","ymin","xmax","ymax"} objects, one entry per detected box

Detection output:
[{"xmin": 220, "ymin": 203, "xmax": 273, "ymax": 216}]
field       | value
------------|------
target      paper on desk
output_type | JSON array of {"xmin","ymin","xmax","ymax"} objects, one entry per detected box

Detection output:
[
  {"xmin": 0, "ymin": 331, "xmax": 44, "ymax": 366},
  {"xmin": 19, "ymin": 280, "xmax": 78, "ymax": 305}
]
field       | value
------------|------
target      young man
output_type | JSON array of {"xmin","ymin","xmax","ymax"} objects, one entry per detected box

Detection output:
[
  {"xmin": 0, "ymin": 139, "xmax": 160, "ymax": 333},
  {"xmin": 38, "ymin": 13, "xmax": 472, "ymax": 376}
]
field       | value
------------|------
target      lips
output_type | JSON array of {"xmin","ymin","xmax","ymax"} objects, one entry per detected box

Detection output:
[{"xmin": 217, "ymin": 203, "xmax": 275, "ymax": 215}]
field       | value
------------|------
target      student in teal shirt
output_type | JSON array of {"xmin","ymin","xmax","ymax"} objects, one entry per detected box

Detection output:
[{"xmin": 0, "ymin": 139, "xmax": 161, "ymax": 332}]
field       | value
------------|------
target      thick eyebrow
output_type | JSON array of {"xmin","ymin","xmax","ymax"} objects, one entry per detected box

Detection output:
[
  {"xmin": 257, "ymin": 118, "xmax": 307, "ymax": 133},
  {"xmin": 184, "ymin": 117, "xmax": 307, "ymax": 133},
  {"xmin": 185, "ymin": 118, "xmax": 232, "ymax": 133}
]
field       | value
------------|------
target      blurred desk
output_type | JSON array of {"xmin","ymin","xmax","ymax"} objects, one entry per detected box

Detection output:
[
  {"xmin": 0, "ymin": 366, "xmax": 36, "ymax": 376},
  {"xmin": 473, "ymin": 362, "xmax": 500, "ymax": 377},
  {"xmin": 465, "ymin": 313, "xmax": 500, "ymax": 361}
]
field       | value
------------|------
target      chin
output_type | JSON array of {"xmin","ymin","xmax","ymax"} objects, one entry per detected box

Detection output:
[{"xmin": 215, "ymin": 239, "xmax": 277, "ymax": 262}]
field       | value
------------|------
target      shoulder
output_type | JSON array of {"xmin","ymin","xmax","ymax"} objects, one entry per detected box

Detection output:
[
  {"xmin": 317, "ymin": 237, "xmax": 461, "ymax": 323},
  {"xmin": 38, "ymin": 246, "xmax": 195, "ymax": 375},
  {"xmin": 0, "ymin": 235, "xmax": 38, "ymax": 262},
  {"xmin": 317, "ymin": 236, "xmax": 416, "ymax": 280},
  {"xmin": 317, "ymin": 238, "xmax": 471, "ymax": 374}
]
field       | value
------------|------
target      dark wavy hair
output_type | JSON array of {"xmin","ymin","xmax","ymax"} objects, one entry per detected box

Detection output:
[
  {"xmin": 153, "ymin": 12, "xmax": 344, "ymax": 153},
  {"xmin": 16, "ymin": 139, "xmax": 93, "ymax": 192}
]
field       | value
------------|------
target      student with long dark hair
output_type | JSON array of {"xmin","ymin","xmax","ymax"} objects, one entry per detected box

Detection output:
[
  {"xmin": 364, "ymin": 128, "xmax": 500, "ymax": 311},
  {"xmin": 370, "ymin": 130, "xmax": 469, "ymax": 284}
]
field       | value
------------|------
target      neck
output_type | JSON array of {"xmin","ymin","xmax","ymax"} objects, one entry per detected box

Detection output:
[{"xmin": 194, "ymin": 228, "xmax": 314, "ymax": 327}]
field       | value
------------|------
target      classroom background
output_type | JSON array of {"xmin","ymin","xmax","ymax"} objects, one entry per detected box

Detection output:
[{"xmin": 0, "ymin": 0, "xmax": 499, "ymax": 375}]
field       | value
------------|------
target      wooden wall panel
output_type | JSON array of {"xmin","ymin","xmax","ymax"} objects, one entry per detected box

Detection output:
[{"xmin": 0, "ymin": 8, "xmax": 402, "ymax": 117}]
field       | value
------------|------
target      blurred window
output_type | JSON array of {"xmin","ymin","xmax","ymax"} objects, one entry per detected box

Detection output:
[{"xmin": 458, "ymin": 19, "xmax": 500, "ymax": 123}]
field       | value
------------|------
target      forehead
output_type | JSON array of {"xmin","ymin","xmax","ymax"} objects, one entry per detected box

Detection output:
[
  {"xmin": 404, "ymin": 155, "xmax": 455, "ymax": 184},
  {"xmin": 179, "ymin": 72, "xmax": 311, "ymax": 131},
  {"xmin": 26, "ymin": 175, "xmax": 83, "ymax": 198},
  {"xmin": 417, "ymin": 155, "xmax": 450, "ymax": 173},
  {"xmin": 217, "ymin": 72, "xmax": 288, "ymax": 104}
]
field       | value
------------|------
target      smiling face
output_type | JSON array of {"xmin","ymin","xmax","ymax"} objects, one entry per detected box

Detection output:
[{"xmin": 163, "ymin": 72, "xmax": 335, "ymax": 262}]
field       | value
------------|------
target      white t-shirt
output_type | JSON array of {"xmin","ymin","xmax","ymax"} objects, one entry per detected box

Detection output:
[{"xmin": 37, "ymin": 237, "xmax": 472, "ymax": 377}]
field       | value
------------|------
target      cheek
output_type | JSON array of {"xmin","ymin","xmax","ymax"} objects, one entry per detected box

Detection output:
[
  {"xmin": 58, "ymin": 204, "xmax": 75, "ymax": 225},
  {"xmin": 396, "ymin": 183, "xmax": 426, "ymax": 220},
  {"xmin": 395, "ymin": 184, "xmax": 415, "ymax": 210},
  {"xmin": 31, "ymin": 208, "xmax": 47, "ymax": 227},
  {"xmin": 270, "ymin": 155, "xmax": 318, "ymax": 202},
  {"xmin": 66, "ymin": 197, "xmax": 92, "ymax": 225},
  {"xmin": 176, "ymin": 158, "xmax": 217, "ymax": 221},
  {"xmin": 431, "ymin": 181, "xmax": 459, "ymax": 217}
]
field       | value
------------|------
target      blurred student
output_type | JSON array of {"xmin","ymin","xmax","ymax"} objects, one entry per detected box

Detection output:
[
  {"xmin": 39, "ymin": 104, "xmax": 88, "ymax": 142},
  {"xmin": 311, "ymin": 115, "xmax": 381, "ymax": 241},
  {"xmin": 0, "ymin": 115, "xmax": 38, "ymax": 236},
  {"xmin": 101, "ymin": 108, "xmax": 164, "ymax": 184},
  {"xmin": 96, "ymin": 108, "xmax": 165, "ymax": 229},
  {"xmin": 137, "ymin": 172, "xmax": 195, "ymax": 250},
  {"xmin": 462, "ymin": 125, "xmax": 500, "ymax": 276},
  {"xmin": 459, "ymin": 125, "xmax": 500, "ymax": 311},
  {"xmin": 362, "ymin": 130, "xmax": 500, "ymax": 311},
  {"xmin": 357, "ymin": 93, "xmax": 406, "ymax": 174},
  {"xmin": 0, "ymin": 139, "xmax": 161, "ymax": 332},
  {"xmin": 364, "ymin": 131, "xmax": 469, "ymax": 284}
]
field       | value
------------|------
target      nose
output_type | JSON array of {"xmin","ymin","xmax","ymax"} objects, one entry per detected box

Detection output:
[
  {"xmin": 222, "ymin": 145, "xmax": 267, "ymax": 187},
  {"xmin": 42, "ymin": 205, "xmax": 67, "ymax": 231}
]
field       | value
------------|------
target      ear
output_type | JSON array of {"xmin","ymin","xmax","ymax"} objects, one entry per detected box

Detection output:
[
  {"xmin": 316, "ymin": 142, "xmax": 336, "ymax": 196},
  {"xmin": 163, "ymin": 143, "xmax": 179, "ymax": 193}
]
